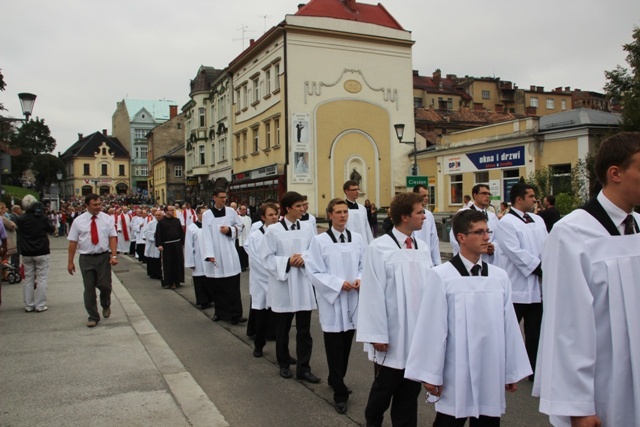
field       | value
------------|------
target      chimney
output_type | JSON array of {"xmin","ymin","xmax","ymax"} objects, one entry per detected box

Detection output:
[
  {"xmin": 78, "ymin": 133, "xmax": 83, "ymax": 140},
  {"xmin": 169, "ymin": 105, "xmax": 178, "ymax": 119},
  {"xmin": 565, "ymin": 86, "xmax": 571, "ymax": 92},
  {"xmin": 473, "ymin": 102, "xmax": 484, "ymax": 111},
  {"xmin": 433, "ymin": 69, "xmax": 441, "ymax": 83},
  {"xmin": 343, "ymin": 0, "xmax": 356, "ymax": 12},
  {"xmin": 536, "ymin": 86, "xmax": 544, "ymax": 93},
  {"xmin": 249, "ymin": 39, "xmax": 255, "ymax": 46},
  {"xmin": 102, "ymin": 129, "xmax": 107, "ymax": 136},
  {"xmin": 529, "ymin": 85, "xmax": 536, "ymax": 92},
  {"xmin": 297, "ymin": 3, "xmax": 305, "ymax": 10},
  {"xmin": 495, "ymin": 104, "xmax": 504, "ymax": 113}
]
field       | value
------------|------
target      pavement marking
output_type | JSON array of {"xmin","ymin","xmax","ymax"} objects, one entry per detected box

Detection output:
[{"xmin": 112, "ymin": 273, "xmax": 230, "ymax": 427}]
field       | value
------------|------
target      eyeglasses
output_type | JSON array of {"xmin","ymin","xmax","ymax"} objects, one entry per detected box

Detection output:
[
  {"xmin": 347, "ymin": 188, "xmax": 359, "ymax": 192},
  {"xmin": 461, "ymin": 230, "xmax": 493, "ymax": 237}
]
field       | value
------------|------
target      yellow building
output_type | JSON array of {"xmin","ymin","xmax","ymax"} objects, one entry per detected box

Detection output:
[
  {"xmin": 152, "ymin": 145, "xmax": 185, "ymax": 205},
  {"xmin": 416, "ymin": 108, "xmax": 619, "ymax": 213},
  {"xmin": 60, "ymin": 130, "xmax": 130, "ymax": 197}
]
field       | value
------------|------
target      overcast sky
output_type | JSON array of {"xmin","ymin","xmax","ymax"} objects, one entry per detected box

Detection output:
[{"xmin": 2, "ymin": 0, "xmax": 638, "ymax": 154}]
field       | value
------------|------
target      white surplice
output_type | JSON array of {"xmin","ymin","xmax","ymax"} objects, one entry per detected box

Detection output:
[
  {"xmin": 116, "ymin": 213, "xmax": 132, "ymax": 253},
  {"xmin": 305, "ymin": 229, "xmax": 366, "ymax": 332},
  {"xmin": 132, "ymin": 216, "xmax": 146, "ymax": 245},
  {"xmin": 346, "ymin": 202, "xmax": 374, "ymax": 244},
  {"xmin": 246, "ymin": 225, "xmax": 270, "ymax": 310},
  {"xmin": 412, "ymin": 208, "xmax": 442, "ymax": 266},
  {"xmin": 494, "ymin": 209, "xmax": 547, "ymax": 303},
  {"xmin": 259, "ymin": 221, "xmax": 317, "ymax": 313},
  {"xmin": 356, "ymin": 232, "xmax": 433, "ymax": 369},
  {"xmin": 201, "ymin": 207, "xmax": 242, "ymax": 278},
  {"xmin": 184, "ymin": 223, "xmax": 206, "ymax": 277},
  {"xmin": 448, "ymin": 206, "xmax": 500, "ymax": 265},
  {"xmin": 405, "ymin": 262, "xmax": 531, "ymax": 418},
  {"xmin": 238, "ymin": 215, "xmax": 253, "ymax": 247},
  {"xmin": 143, "ymin": 219, "xmax": 160, "ymax": 258},
  {"xmin": 533, "ymin": 203, "xmax": 640, "ymax": 427}
]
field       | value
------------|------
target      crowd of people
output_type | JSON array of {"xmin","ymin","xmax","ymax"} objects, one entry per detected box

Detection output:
[{"xmin": 3, "ymin": 131, "xmax": 638, "ymax": 426}]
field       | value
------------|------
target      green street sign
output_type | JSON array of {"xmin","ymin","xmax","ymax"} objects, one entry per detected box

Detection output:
[{"xmin": 406, "ymin": 176, "xmax": 428, "ymax": 187}]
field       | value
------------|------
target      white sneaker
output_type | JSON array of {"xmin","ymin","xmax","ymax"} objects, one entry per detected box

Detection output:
[
  {"xmin": 25, "ymin": 307, "xmax": 35, "ymax": 313},
  {"xmin": 35, "ymin": 306, "xmax": 48, "ymax": 312}
]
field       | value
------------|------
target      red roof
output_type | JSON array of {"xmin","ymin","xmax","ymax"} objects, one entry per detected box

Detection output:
[{"xmin": 295, "ymin": 0, "xmax": 403, "ymax": 30}]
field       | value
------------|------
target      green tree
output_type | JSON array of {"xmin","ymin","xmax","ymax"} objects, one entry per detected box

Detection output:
[
  {"xmin": 8, "ymin": 117, "xmax": 57, "ymax": 183},
  {"xmin": 605, "ymin": 26, "xmax": 640, "ymax": 131},
  {"xmin": 31, "ymin": 153, "xmax": 65, "ymax": 193}
]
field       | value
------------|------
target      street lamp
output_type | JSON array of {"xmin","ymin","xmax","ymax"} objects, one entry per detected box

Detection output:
[
  {"xmin": 394, "ymin": 123, "xmax": 418, "ymax": 176},
  {"xmin": 56, "ymin": 169, "xmax": 63, "ymax": 207},
  {"xmin": 18, "ymin": 93, "xmax": 37, "ymax": 121}
]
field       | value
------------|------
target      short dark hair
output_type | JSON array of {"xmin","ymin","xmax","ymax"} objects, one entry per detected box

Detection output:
[
  {"xmin": 85, "ymin": 194, "xmax": 100, "ymax": 206},
  {"xmin": 390, "ymin": 192, "xmax": 423, "ymax": 226},
  {"xmin": 280, "ymin": 191, "xmax": 305, "ymax": 210},
  {"xmin": 510, "ymin": 183, "xmax": 534, "ymax": 205},
  {"xmin": 343, "ymin": 180, "xmax": 359, "ymax": 191},
  {"xmin": 546, "ymin": 195, "xmax": 556, "ymax": 206},
  {"xmin": 452, "ymin": 210, "xmax": 487, "ymax": 243},
  {"xmin": 260, "ymin": 202, "xmax": 279, "ymax": 218},
  {"xmin": 196, "ymin": 205, "xmax": 206, "ymax": 214},
  {"xmin": 326, "ymin": 198, "xmax": 347, "ymax": 215},
  {"xmin": 472, "ymin": 184, "xmax": 489, "ymax": 196},
  {"xmin": 213, "ymin": 187, "xmax": 226, "ymax": 197},
  {"xmin": 412, "ymin": 184, "xmax": 428, "ymax": 193},
  {"xmin": 595, "ymin": 132, "xmax": 640, "ymax": 185}
]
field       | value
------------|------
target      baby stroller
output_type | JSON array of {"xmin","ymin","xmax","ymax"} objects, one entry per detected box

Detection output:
[{"xmin": 3, "ymin": 262, "xmax": 22, "ymax": 284}]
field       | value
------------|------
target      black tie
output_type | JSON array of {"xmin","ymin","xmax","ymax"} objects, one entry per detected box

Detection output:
[
  {"xmin": 291, "ymin": 223, "xmax": 296, "ymax": 230},
  {"xmin": 482, "ymin": 211, "xmax": 488, "ymax": 221},
  {"xmin": 340, "ymin": 234, "xmax": 345, "ymax": 243},
  {"xmin": 624, "ymin": 215, "xmax": 637, "ymax": 235},
  {"xmin": 522, "ymin": 213, "xmax": 533, "ymax": 224},
  {"xmin": 470, "ymin": 265, "xmax": 481, "ymax": 276}
]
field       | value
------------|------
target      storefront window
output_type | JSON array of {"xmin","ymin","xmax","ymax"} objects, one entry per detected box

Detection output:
[{"xmin": 450, "ymin": 174, "xmax": 463, "ymax": 204}]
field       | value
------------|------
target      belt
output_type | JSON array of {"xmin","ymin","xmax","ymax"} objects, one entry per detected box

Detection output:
[
  {"xmin": 163, "ymin": 239, "xmax": 181, "ymax": 244},
  {"xmin": 80, "ymin": 252, "xmax": 109, "ymax": 257}
]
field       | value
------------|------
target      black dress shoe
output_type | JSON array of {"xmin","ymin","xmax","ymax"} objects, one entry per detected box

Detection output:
[
  {"xmin": 280, "ymin": 367, "xmax": 292, "ymax": 379},
  {"xmin": 297, "ymin": 372, "xmax": 321, "ymax": 384},
  {"xmin": 212, "ymin": 315, "xmax": 220, "ymax": 322},
  {"xmin": 231, "ymin": 317, "xmax": 247, "ymax": 325},
  {"xmin": 253, "ymin": 348, "xmax": 263, "ymax": 358},
  {"xmin": 334, "ymin": 402, "xmax": 347, "ymax": 414}
]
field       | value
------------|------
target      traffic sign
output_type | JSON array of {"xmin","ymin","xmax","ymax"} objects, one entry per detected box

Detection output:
[{"xmin": 406, "ymin": 176, "xmax": 428, "ymax": 187}]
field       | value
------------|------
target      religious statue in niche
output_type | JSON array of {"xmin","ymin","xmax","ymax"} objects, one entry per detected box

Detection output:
[{"xmin": 350, "ymin": 167, "xmax": 362, "ymax": 186}]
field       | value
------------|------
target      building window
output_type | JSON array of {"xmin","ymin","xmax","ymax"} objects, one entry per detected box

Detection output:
[
  {"xmin": 252, "ymin": 127, "xmax": 259, "ymax": 153},
  {"xmin": 450, "ymin": 174, "xmax": 463, "ymax": 204},
  {"xmin": 561, "ymin": 99, "xmax": 567, "ymax": 111},
  {"xmin": 199, "ymin": 145, "xmax": 205, "ymax": 165},
  {"xmin": 119, "ymin": 165, "xmax": 125, "ymax": 176},
  {"xmin": 101, "ymin": 164, "xmax": 108, "ymax": 176},
  {"xmin": 274, "ymin": 63, "xmax": 280, "ymax": 91},
  {"xmin": 551, "ymin": 164, "xmax": 572, "ymax": 195},
  {"xmin": 447, "ymin": 98, "xmax": 453, "ymax": 109},
  {"xmin": 252, "ymin": 76, "xmax": 260, "ymax": 103},
  {"xmin": 265, "ymin": 122, "xmax": 271, "ymax": 149},
  {"xmin": 546, "ymin": 98, "xmax": 555, "ymax": 109},
  {"xmin": 175, "ymin": 166, "xmax": 183, "ymax": 178},
  {"xmin": 135, "ymin": 146, "xmax": 148, "ymax": 159},
  {"xmin": 219, "ymin": 136, "xmax": 226, "ymax": 161},
  {"xmin": 274, "ymin": 118, "xmax": 280, "ymax": 145},
  {"xmin": 135, "ymin": 166, "xmax": 148, "ymax": 176},
  {"xmin": 242, "ymin": 85, "xmax": 248, "ymax": 109},
  {"xmin": 211, "ymin": 144, "xmax": 215, "ymax": 165},
  {"xmin": 199, "ymin": 107, "xmax": 206, "ymax": 127},
  {"xmin": 482, "ymin": 90, "xmax": 490, "ymax": 100},
  {"xmin": 414, "ymin": 97, "xmax": 424, "ymax": 108},
  {"xmin": 236, "ymin": 134, "xmax": 241, "ymax": 158},
  {"xmin": 530, "ymin": 97, "xmax": 539, "ymax": 108},
  {"xmin": 83, "ymin": 164, "xmax": 90, "ymax": 175},
  {"xmin": 242, "ymin": 131, "xmax": 248, "ymax": 156},
  {"xmin": 265, "ymin": 69, "xmax": 271, "ymax": 94},
  {"xmin": 235, "ymin": 88, "xmax": 241, "ymax": 110},
  {"xmin": 135, "ymin": 129, "xmax": 146, "ymax": 140},
  {"xmin": 475, "ymin": 171, "xmax": 489, "ymax": 184}
]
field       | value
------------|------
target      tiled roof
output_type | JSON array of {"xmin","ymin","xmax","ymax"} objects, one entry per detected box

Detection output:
[
  {"xmin": 415, "ymin": 107, "xmax": 524, "ymax": 126},
  {"xmin": 413, "ymin": 73, "xmax": 472, "ymax": 100},
  {"xmin": 190, "ymin": 66, "xmax": 224, "ymax": 94},
  {"xmin": 60, "ymin": 131, "xmax": 129, "ymax": 160},
  {"xmin": 295, "ymin": 0, "xmax": 403, "ymax": 30}
]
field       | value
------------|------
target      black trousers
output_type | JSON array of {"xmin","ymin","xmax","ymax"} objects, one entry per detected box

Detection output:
[
  {"xmin": 135, "ymin": 243, "xmax": 146, "ymax": 263},
  {"xmin": 273, "ymin": 310, "xmax": 312, "ymax": 375},
  {"xmin": 211, "ymin": 274, "xmax": 242, "ymax": 321},
  {"xmin": 253, "ymin": 308, "xmax": 271, "ymax": 350},
  {"xmin": 129, "ymin": 241, "xmax": 136, "ymax": 255},
  {"xmin": 147, "ymin": 257, "xmax": 162, "ymax": 280},
  {"xmin": 324, "ymin": 330, "xmax": 355, "ymax": 403},
  {"xmin": 193, "ymin": 275, "xmax": 214, "ymax": 308},
  {"xmin": 364, "ymin": 365, "xmax": 421, "ymax": 427},
  {"xmin": 236, "ymin": 241, "xmax": 249, "ymax": 271},
  {"xmin": 513, "ymin": 302, "xmax": 543, "ymax": 374},
  {"xmin": 433, "ymin": 412, "xmax": 500, "ymax": 427}
]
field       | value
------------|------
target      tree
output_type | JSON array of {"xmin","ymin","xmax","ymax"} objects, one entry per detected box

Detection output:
[
  {"xmin": 605, "ymin": 26, "xmax": 640, "ymax": 131},
  {"xmin": 8, "ymin": 118, "xmax": 57, "ymax": 183},
  {"xmin": 31, "ymin": 153, "xmax": 65, "ymax": 193}
]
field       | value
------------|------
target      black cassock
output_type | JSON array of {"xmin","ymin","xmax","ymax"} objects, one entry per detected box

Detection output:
[{"xmin": 155, "ymin": 216, "xmax": 184, "ymax": 287}]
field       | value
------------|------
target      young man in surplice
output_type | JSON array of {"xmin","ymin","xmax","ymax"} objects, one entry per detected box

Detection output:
[
  {"xmin": 405, "ymin": 209, "xmax": 531, "ymax": 426},
  {"xmin": 534, "ymin": 132, "xmax": 640, "ymax": 427}
]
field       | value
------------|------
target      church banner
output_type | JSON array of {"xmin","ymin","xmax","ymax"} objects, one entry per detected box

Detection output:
[
  {"xmin": 291, "ymin": 112, "xmax": 311, "ymax": 183},
  {"xmin": 444, "ymin": 146, "xmax": 525, "ymax": 174}
]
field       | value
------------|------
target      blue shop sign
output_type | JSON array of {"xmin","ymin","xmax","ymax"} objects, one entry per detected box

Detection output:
[{"xmin": 466, "ymin": 146, "xmax": 525, "ymax": 170}]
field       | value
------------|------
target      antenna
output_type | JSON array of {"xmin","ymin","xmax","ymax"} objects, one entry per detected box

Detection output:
[
  {"xmin": 260, "ymin": 15, "xmax": 272, "ymax": 33},
  {"xmin": 232, "ymin": 24, "xmax": 254, "ymax": 50}
]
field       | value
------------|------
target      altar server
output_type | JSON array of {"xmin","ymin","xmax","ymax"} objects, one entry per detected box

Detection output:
[
  {"xmin": 412, "ymin": 184, "xmax": 441, "ymax": 265},
  {"xmin": 534, "ymin": 132, "xmax": 640, "ymax": 427},
  {"xmin": 406, "ymin": 209, "xmax": 531, "ymax": 426},
  {"xmin": 184, "ymin": 206, "xmax": 213, "ymax": 310},
  {"xmin": 343, "ymin": 180, "xmax": 373, "ymax": 244},
  {"xmin": 306, "ymin": 198, "xmax": 366, "ymax": 415},
  {"xmin": 357, "ymin": 192, "xmax": 433, "ymax": 427}
]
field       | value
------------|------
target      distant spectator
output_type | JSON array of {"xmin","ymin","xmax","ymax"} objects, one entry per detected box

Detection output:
[{"xmin": 538, "ymin": 195, "xmax": 561, "ymax": 232}]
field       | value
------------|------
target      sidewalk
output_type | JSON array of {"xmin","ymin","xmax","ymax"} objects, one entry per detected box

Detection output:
[{"xmin": 0, "ymin": 237, "xmax": 227, "ymax": 427}]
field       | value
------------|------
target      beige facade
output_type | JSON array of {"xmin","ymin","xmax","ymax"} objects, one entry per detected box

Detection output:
[
  {"xmin": 147, "ymin": 112, "xmax": 184, "ymax": 203},
  {"xmin": 152, "ymin": 145, "xmax": 185, "ymax": 205}
]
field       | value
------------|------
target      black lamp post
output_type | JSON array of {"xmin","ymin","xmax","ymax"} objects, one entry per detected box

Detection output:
[
  {"xmin": 394, "ymin": 123, "xmax": 418, "ymax": 176},
  {"xmin": 56, "ymin": 169, "xmax": 63, "ymax": 205},
  {"xmin": 18, "ymin": 93, "xmax": 37, "ymax": 121}
]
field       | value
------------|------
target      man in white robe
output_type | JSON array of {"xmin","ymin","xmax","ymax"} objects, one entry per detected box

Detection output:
[
  {"xmin": 130, "ymin": 208, "xmax": 145, "ymax": 260},
  {"xmin": 412, "ymin": 184, "xmax": 441, "ymax": 265},
  {"xmin": 259, "ymin": 191, "xmax": 320, "ymax": 383},
  {"xmin": 184, "ymin": 206, "xmax": 213, "ymax": 310},
  {"xmin": 236, "ymin": 204, "xmax": 252, "ymax": 271},
  {"xmin": 179, "ymin": 202, "xmax": 196, "ymax": 233},
  {"xmin": 246, "ymin": 202, "xmax": 279, "ymax": 358},
  {"xmin": 143, "ymin": 210, "xmax": 163, "ymax": 280},
  {"xmin": 306, "ymin": 198, "xmax": 366, "ymax": 415},
  {"xmin": 202, "ymin": 188, "xmax": 245, "ymax": 324},
  {"xmin": 356, "ymin": 192, "xmax": 433, "ymax": 427},
  {"xmin": 534, "ymin": 132, "xmax": 640, "ymax": 427},
  {"xmin": 494, "ymin": 182, "xmax": 547, "ymax": 379},
  {"xmin": 448, "ymin": 183, "xmax": 500, "ymax": 264},
  {"xmin": 343, "ymin": 180, "xmax": 373, "ymax": 244},
  {"xmin": 115, "ymin": 207, "xmax": 132, "ymax": 254},
  {"xmin": 300, "ymin": 196, "xmax": 317, "ymax": 235},
  {"xmin": 406, "ymin": 209, "xmax": 531, "ymax": 426}
]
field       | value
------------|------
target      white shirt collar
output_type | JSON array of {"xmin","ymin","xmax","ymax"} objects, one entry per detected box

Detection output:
[
  {"xmin": 598, "ymin": 191, "xmax": 632, "ymax": 233},
  {"xmin": 459, "ymin": 253, "xmax": 482, "ymax": 275},
  {"xmin": 284, "ymin": 217, "xmax": 299, "ymax": 229},
  {"xmin": 472, "ymin": 204, "xmax": 486, "ymax": 212},
  {"xmin": 392, "ymin": 227, "xmax": 412, "ymax": 248}
]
